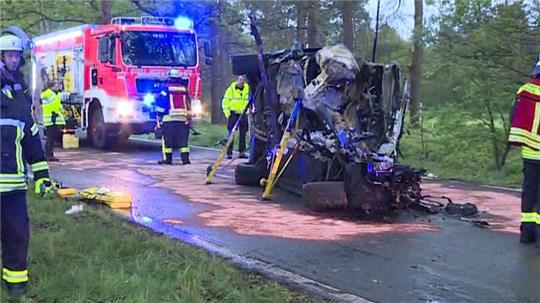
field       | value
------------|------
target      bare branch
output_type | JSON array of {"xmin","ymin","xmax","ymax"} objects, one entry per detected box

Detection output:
[{"xmin": 131, "ymin": 0, "xmax": 159, "ymax": 16}]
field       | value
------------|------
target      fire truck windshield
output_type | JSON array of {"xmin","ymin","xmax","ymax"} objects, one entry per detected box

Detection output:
[{"xmin": 121, "ymin": 31, "xmax": 197, "ymax": 67}]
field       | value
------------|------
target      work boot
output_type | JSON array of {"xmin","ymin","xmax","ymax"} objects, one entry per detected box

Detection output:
[
  {"xmin": 6, "ymin": 283, "xmax": 27, "ymax": 298},
  {"xmin": 520, "ymin": 223, "xmax": 536, "ymax": 244},
  {"xmin": 158, "ymin": 153, "xmax": 173, "ymax": 165},
  {"xmin": 227, "ymin": 154, "xmax": 233, "ymax": 160},
  {"xmin": 47, "ymin": 156, "xmax": 59, "ymax": 162},
  {"xmin": 238, "ymin": 152, "xmax": 248, "ymax": 159},
  {"xmin": 181, "ymin": 152, "xmax": 191, "ymax": 165}
]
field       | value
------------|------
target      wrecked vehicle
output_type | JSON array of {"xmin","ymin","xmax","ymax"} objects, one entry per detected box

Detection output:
[{"xmin": 230, "ymin": 43, "xmax": 424, "ymax": 214}]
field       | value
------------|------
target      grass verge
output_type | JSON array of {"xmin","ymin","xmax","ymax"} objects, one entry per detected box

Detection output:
[
  {"xmin": 190, "ymin": 119, "xmax": 228, "ymax": 148},
  {"xmin": 0, "ymin": 193, "xmax": 325, "ymax": 303},
  {"xmin": 399, "ymin": 129, "xmax": 523, "ymax": 188}
]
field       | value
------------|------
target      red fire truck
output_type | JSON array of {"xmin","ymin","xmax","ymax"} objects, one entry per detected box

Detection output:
[{"xmin": 31, "ymin": 16, "xmax": 208, "ymax": 149}]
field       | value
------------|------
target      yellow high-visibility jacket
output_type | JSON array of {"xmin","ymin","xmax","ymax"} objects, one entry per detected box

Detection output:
[
  {"xmin": 40, "ymin": 88, "xmax": 65, "ymax": 126},
  {"xmin": 222, "ymin": 81, "xmax": 249, "ymax": 118}
]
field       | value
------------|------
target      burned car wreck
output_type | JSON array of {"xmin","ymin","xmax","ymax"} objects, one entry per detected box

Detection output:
[{"xmin": 230, "ymin": 44, "xmax": 424, "ymax": 214}]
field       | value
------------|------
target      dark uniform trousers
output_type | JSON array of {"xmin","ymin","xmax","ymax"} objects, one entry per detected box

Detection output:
[
  {"xmin": 1, "ymin": 191, "xmax": 29, "ymax": 284},
  {"xmin": 521, "ymin": 160, "xmax": 540, "ymax": 246},
  {"xmin": 227, "ymin": 112, "xmax": 248, "ymax": 156},
  {"xmin": 45, "ymin": 125, "xmax": 59, "ymax": 158},
  {"xmin": 162, "ymin": 121, "xmax": 190, "ymax": 164}
]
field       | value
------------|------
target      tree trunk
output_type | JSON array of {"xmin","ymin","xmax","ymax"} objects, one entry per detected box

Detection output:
[
  {"xmin": 410, "ymin": 0, "xmax": 423, "ymax": 126},
  {"xmin": 210, "ymin": 20, "xmax": 222, "ymax": 124},
  {"xmin": 498, "ymin": 105, "xmax": 511, "ymax": 167},
  {"xmin": 306, "ymin": 1, "xmax": 321, "ymax": 48},
  {"xmin": 296, "ymin": 1, "xmax": 307, "ymax": 46},
  {"xmin": 38, "ymin": 0, "xmax": 45, "ymax": 34},
  {"xmin": 209, "ymin": 6, "xmax": 226, "ymax": 124},
  {"xmin": 341, "ymin": 0, "xmax": 355, "ymax": 51},
  {"xmin": 100, "ymin": 0, "xmax": 112, "ymax": 24},
  {"xmin": 220, "ymin": 29, "xmax": 233, "ymax": 114},
  {"xmin": 485, "ymin": 101, "xmax": 502, "ymax": 170}
]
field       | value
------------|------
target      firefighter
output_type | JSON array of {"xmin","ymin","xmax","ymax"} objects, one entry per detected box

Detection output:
[
  {"xmin": 508, "ymin": 54, "xmax": 540, "ymax": 248},
  {"xmin": 41, "ymin": 79, "xmax": 66, "ymax": 161},
  {"xmin": 0, "ymin": 33, "xmax": 53, "ymax": 297},
  {"xmin": 155, "ymin": 70, "xmax": 192, "ymax": 165},
  {"xmin": 222, "ymin": 75, "xmax": 250, "ymax": 159}
]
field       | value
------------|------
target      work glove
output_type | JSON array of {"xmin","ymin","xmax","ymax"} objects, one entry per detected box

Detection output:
[
  {"xmin": 35, "ymin": 178, "xmax": 53, "ymax": 196},
  {"xmin": 51, "ymin": 111, "xmax": 58, "ymax": 124}
]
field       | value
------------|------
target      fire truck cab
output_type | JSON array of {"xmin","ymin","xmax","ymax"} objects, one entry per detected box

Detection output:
[{"xmin": 31, "ymin": 16, "xmax": 205, "ymax": 149}]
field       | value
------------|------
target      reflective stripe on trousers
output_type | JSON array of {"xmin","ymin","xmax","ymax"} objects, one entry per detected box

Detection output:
[{"xmin": 2, "ymin": 268, "xmax": 28, "ymax": 284}]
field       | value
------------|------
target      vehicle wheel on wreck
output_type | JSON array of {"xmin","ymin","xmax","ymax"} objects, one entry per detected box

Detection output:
[
  {"xmin": 231, "ymin": 44, "xmax": 424, "ymax": 215},
  {"xmin": 235, "ymin": 163, "xmax": 267, "ymax": 186}
]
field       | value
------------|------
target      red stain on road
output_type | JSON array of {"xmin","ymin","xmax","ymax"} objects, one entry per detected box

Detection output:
[
  {"xmin": 139, "ymin": 163, "xmax": 438, "ymax": 241},
  {"xmin": 51, "ymin": 150, "xmax": 520, "ymax": 240}
]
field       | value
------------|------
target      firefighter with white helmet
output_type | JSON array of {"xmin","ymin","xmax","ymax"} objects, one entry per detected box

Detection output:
[
  {"xmin": 155, "ymin": 69, "xmax": 192, "ymax": 165},
  {"xmin": 0, "ymin": 31, "xmax": 52, "ymax": 298}
]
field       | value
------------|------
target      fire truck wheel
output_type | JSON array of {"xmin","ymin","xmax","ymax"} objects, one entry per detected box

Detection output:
[
  {"xmin": 117, "ymin": 133, "xmax": 130, "ymax": 145},
  {"xmin": 89, "ymin": 106, "xmax": 116, "ymax": 150},
  {"xmin": 235, "ymin": 163, "xmax": 266, "ymax": 186},
  {"xmin": 302, "ymin": 181, "xmax": 347, "ymax": 212}
]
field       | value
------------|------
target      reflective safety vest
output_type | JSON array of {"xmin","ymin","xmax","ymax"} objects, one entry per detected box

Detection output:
[
  {"xmin": 40, "ymin": 88, "xmax": 65, "ymax": 127},
  {"xmin": 222, "ymin": 81, "xmax": 249, "ymax": 118},
  {"xmin": 509, "ymin": 79, "xmax": 540, "ymax": 161},
  {"xmin": 157, "ymin": 83, "xmax": 191, "ymax": 122},
  {"xmin": 1, "ymin": 84, "xmax": 49, "ymax": 193}
]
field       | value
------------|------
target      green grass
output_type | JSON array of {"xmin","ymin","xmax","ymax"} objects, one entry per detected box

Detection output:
[
  {"xmin": 0, "ymin": 193, "xmax": 325, "ymax": 303},
  {"xmin": 190, "ymin": 119, "xmax": 228, "ymax": 148},
  {"xmin": 399, "ymin": 129, "xmax": 523, "ymax": 188}
]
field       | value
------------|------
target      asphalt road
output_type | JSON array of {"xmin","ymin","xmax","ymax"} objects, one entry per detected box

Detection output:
[{"xmin": 49, "ymin": 139, "xmax": 540, "ymax": 303}]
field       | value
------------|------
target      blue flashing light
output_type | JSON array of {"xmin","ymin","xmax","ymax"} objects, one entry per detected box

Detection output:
[
  {"xmin": 143, "ymin": 93, "xmax": 155, "ymax": 107},
  {"xmin": 174, "ymin": 16, "xmax": 193, "ymax": 30}
]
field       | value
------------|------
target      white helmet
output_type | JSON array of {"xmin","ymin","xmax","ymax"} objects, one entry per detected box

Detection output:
[{"xmin": 0, "ymin": 34, "xmax": 23, "ymax": 52}]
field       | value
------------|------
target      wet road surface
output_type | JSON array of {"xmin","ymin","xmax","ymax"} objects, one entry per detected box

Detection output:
[{"xmin": 49, "ymin": 140, "xmax": 540, "ymax": 303}]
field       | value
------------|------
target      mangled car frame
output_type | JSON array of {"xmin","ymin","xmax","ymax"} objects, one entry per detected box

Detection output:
[{"xmin": 230, "ymin": 42, "xmax": 423, "ymax": 214}]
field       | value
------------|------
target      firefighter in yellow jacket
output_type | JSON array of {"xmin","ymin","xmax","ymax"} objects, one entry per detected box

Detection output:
[
  {"xmin": 508, "ymin": 54, "xmax": 540, "ymax": 248},
  {"xmin": 1, "ymin": 32, "xmax": 53, "ymax": 298},
  {"xmin": 155, "ymin": 70, "xmax": 191, "ymax": 165},
  {"xmin": 222, "ymin": 75, "xmax": 250, "ymax": 159},
  {"xmin": 40, "ymin": 79, "xmax": 65, "ymax": 161}
]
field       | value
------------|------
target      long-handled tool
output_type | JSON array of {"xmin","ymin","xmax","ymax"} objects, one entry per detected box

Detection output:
[
  {"xmin": 189, "ymin": 125, "xmax": 201, "ymax": 136},
  {"xmin": 206, "ymin": 98, "xmax": 253, "ymax": 184},
  {"xmin": 261, "ymin": 99, "xmax": 302, "ymax": 199}
]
